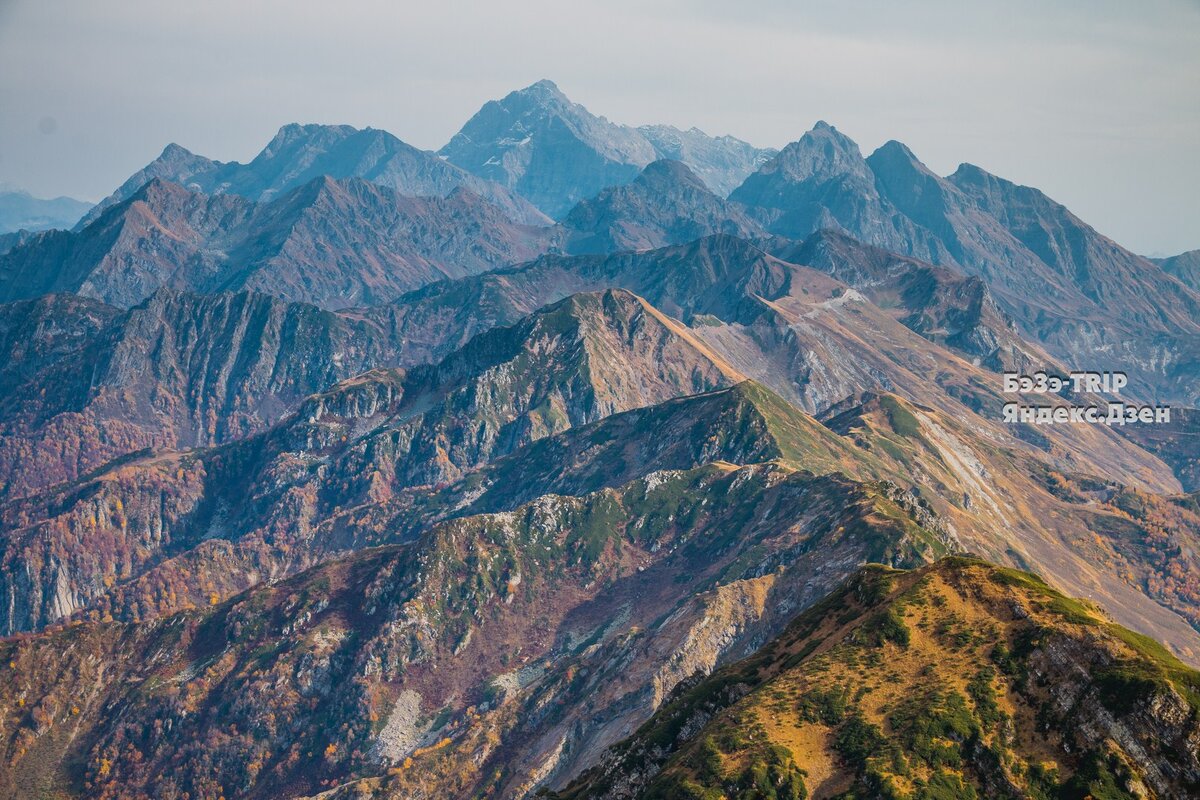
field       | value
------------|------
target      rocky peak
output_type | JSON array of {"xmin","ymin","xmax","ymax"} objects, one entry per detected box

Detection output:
[
  {"xmin": 637, "ymin": 125, "xmax": 778, "ymax": 197},
  {"xmin": 509, "ymin": 77, "xmax": 571, "ymax": 106},
  {"xmin": 1155, "ymin": 248, "xmax": 1200, "ymax": 292},
  {"xmin": 769, "ymin": 120, "xmax": 870, "ymax": 183},
  {"xmin": 558, "ymin": 160, "xmax": 764, "ymax": 254},
  {"xmin": 866, "ymin": 138, "xmax": 947, "ymax": 193},
  {"xmin": 635, "ymin": 158, "xmax": 710, "ymax": 191}
]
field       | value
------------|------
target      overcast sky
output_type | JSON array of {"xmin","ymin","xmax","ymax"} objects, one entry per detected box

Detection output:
[{"xmin": 0, "ymin": 0, "xmax": 1196, "ymax": 255}]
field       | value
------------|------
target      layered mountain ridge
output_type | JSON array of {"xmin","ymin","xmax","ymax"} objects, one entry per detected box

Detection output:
[
  {"xmin": 0, "ymin": 78, "xmax": 1197, "ymax": 800},
  {"xmin": 0, "ymin": 189, "xmax": 91, "ymax": 235},
  {"xmin": 0, "ymin": 176, "xmax": 553, "ymax": 308},
  {"xmin": 732, "ymin": 124, "xmax": 1200, "ymax": 404},
  {"xmin": 78, "ymin": 123, "xmax": 551, "ymax": 228}
]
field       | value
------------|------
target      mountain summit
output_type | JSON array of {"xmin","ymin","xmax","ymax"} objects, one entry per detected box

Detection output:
[{"xmin": 440, "ymin": 80, "xmax": 774, "ymax": 217}]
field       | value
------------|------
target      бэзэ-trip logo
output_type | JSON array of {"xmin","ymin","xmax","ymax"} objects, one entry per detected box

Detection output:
[{"xmin": 1001, "ymin": 371, "xmax": 1170, "ymax": 426}]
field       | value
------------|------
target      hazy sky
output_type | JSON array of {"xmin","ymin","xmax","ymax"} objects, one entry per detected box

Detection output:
[{"xmin": 1, "ymin": 0, "xmax": 1196, "ymax": 255}]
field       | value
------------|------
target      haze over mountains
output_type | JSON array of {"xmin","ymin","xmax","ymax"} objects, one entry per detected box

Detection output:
[
  {"xmin": 0, "ymin": 189, "xmax": 90, "ymax": 235},
  {"xmin": 1, "ymin": 79, "xmax": 1198, "ymax": 800}
]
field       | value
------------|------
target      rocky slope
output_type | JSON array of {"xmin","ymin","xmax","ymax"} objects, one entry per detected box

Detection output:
[
  {"xmin": 0, "ymin": 402, "xmax": 956, "ymax": 800},
  {"xmin": 553, "ymin": 557, "xmax": 1200, "ymax": 800},
  {"xmin": 558, "ymin": 160, "xmax": 763, "ymax": 254},
  {"xmin": 0, "ymin": 288, "xmax": 411, "ymax": 500},
  {"xmin": 5, "ymin": 241, "xmax": 1196, "ymax": 661},
  {"xmin": 769, "ymin": 229, "xmax": 1037, "ymax": 371},
  {"xmin": 370, "ymin": 233, "xmax": 1033, "ymax": 379},
  {"xmin": 439, "ymin": 80, "xmax": 773, "ymax": 218},
  {"xmin": 1154, "ymin": 249, "xmax": 1200, "ymax": 293},
  {"xmin": 731, "ymin": 126, "xmax": 1200, "ymax": 404},
  {"xmin": 0, "ymin": 232, "xmax": 1019, "ymax": 499},
  {"xmin": 636, "ymin": 125, "xmax": 776, "ymax": 197},
  {"xmin": 2, "ymin": 320, "xmax": 1199, "ymax": 797},
  {"xmin": 0, "ymin": 289, "xmax": 745, "ymax": 634},
  {"xmin": 77, "ymin": 123, "xmax": 549, "ymax": 228},
  {"xmin": 0, "ymin": 176, "xmax": 554, "ymax": 308}
]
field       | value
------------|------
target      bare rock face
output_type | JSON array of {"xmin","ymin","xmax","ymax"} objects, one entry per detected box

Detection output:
[
  {"xmin": 731, "ymin": 122, "xmax": 942, "ymax": 262},
  {"xmin": 0, "ymin": 288, "xmax": 403, "ymax": 499},
  {"xmin": 440, "ymin": 80, "xmax": 656, "ymax": 219},
  {"xmin": 0, "ymin": 289, "xmax": 744, "ymax": 634},
  {"xmin": 0, "ymin": 176, "xmax": 554, "ymax": 309},
  {"xmin": 637, "ymin": 124, "xmax": 777, "ymax": 198}
]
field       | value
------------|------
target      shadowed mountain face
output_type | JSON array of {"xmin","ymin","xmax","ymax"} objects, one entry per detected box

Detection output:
[
  {"xmin": 440, "ymin": 80, "xmax": 774, "ymax": 218},
  {"xmin": 0, "ymin": 288, "xmax": 411, "ymax": 500},
  {"xmin": 0, "ymin": 176, "xmax": 554, "ymax": 308},
  {"xmin": 0, "ymin": 289, "xmax": 746, "ymax": 635},
  {"xmin": 558, "ymin": 159, "xmax": 763, "ymax": 254},
  {"xmin": 77, "ymin": 123, "xmax": 551, "ymax": 228}
]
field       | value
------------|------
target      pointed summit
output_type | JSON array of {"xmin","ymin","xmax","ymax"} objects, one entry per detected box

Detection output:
[
  {"xmin": 767, "ymin": 120, "xmax": 868, "ymax": 183},
  {"xmin": 519, "ymin": 78, "xmax": 566, "ymax": 99},
  {"xmin": 441, "ymin": 82, "xmax": 775, "ymax": 216},
  {"xmin": 730, "ymin": 121, "xmax": 921, "ymax": 244},
  {"xmin": 440, "ymin": 80, "xmax": 657, "ymax": 218}
]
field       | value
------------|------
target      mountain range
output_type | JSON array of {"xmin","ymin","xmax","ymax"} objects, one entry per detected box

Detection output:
[
  {"xmin": 0, "ymin": 79, "xmax": 1198, "ymax": 800},
  {"xmin": 0, "ymin": 189, "xmax": 90, "ymax": 235}
]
